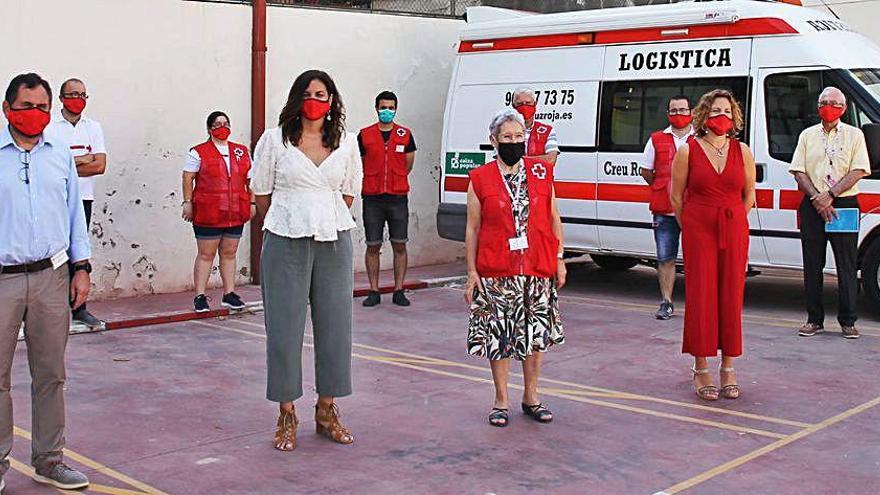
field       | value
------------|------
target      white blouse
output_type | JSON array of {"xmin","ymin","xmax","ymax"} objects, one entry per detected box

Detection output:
[{"xmin": 251, "ymin": 127, "xmax": 362, "ymax": 241}]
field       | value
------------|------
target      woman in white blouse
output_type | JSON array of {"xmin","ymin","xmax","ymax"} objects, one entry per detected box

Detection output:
[{"xmin": 251, "ymin": 70, "xmax": 362, "ymax": 451}]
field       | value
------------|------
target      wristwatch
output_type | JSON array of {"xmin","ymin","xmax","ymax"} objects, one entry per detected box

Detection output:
[{"xmin": 73, "ymin": 262, "xmax": 92, "ymax": 274}]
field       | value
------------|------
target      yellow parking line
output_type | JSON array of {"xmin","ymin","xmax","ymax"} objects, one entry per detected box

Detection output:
[
  {"xmin": 226, "ymin": 318, "xmax": 810, "ymax": 428},
  {"xmin": 198, "ymin": 321, "xmax": 789, "ymax": 439},
  {"xmin": 656, "ymin": 395, "xmax": 880, "ymax": 494},
  {"xmin": 13, "ymin": 427, "xmax": 167, "ymax": 495}
]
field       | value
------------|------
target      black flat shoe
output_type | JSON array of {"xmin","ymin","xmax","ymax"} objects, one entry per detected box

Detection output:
[
  {"xmin": 362, "ymin": 291, "xmax": 381, "ymax": 307},
  {"xmin": 522, "ymin": 403, "xmax": 553, "ymax": 423},
  {"xmin": 488, "ymin": 408, "xmax": 509, "ymax": 427}
]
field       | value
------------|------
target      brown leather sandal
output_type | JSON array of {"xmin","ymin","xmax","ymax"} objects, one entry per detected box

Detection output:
[
  {"xmin": 274, "ymin": 408, "xmax": 298, "ymax": 451},
  {"xmin": 692, "ymin": 366, "xmax": 719, "ymax": 401},
  {"xmin": 719, "ymin": 367, "xmax": 741, "ymax": 399},
  {"xmin": 315, "ymin": 403, "xmax": 354, "ymax": 445}
]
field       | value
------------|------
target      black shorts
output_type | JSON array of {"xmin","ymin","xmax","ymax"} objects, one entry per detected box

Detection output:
[
  {"xmin": 362, "ymin": 195, "xmax": 408, "ymax": 246},
  {"xmin": 193, "ymin": 224, "xmax": 245, "ymax": 240}
]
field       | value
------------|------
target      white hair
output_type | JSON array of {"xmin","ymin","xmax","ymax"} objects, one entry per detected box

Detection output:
[
  {"xmin": 512, "ymin": 87, "xmax": 536, "ymax": 102},
  {"xmin": 489, "ymin": 108, "xmax": 525, "ymax": 138},
  {"xmin": 819, "ymin": 86, "xmax": 847, "ymax": 104}
]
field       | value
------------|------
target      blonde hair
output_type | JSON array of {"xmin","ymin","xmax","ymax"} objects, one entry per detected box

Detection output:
[{"xmin": 693, "ymin": 89, "xmax": 744, "ymax": 138}]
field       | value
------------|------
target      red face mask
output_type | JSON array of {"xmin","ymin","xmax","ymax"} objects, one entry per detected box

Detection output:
[
  {"xmin": 818, "ymin": 104, "xmax": 846, "ymax": 123},
  {"xmin": 5, "ymin": 107, "xmax": 51, "ymax": 137},
  {"xmin": 301, "ymin": 98, "xmax": 331, "ymax": 121},
  {"xmin": 211, "ymin": 126, "xmax": 231, "ymax": 141},
  {"xmin": 62, "ymin": 97, "xmax": 86, "ymax": 115},
  {"xmin": 515, "ymin": 103, "xmax": 537, "ymax": 120},
  {"xmin": 705, "ymin": 114, "xmax": 734, "ymax": 137},
  {"xmin": 668, "ymin": 114, "xmax": 692, "ymax": 130}
]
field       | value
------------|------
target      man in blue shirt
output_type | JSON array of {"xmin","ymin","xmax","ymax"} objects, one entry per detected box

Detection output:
[{"xmin": 0, "ymin": 73, "xmax": 90, "ymax": 491}]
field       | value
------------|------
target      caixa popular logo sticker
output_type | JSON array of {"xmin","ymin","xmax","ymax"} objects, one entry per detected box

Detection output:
[{"xmin": 445, "ymin": 152, "xmax": 486, "ymax": 175}]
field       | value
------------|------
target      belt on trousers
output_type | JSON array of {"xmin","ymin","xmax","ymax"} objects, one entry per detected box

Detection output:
[
  {"xmin": 687, "ymin": 200, "xmax": 738, "ymax": 251},
  {"xmin": 0, "ymin": 258, "xmax": 54, "ymax": 274}
]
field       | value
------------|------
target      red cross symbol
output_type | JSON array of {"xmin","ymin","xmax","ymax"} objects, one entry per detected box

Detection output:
[{"xmin": 531, "ymin": 163, "xmax": 547, "ymax": 180}]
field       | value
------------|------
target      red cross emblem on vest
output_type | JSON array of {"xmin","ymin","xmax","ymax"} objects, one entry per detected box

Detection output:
[
  {"xmin": 396, "ymin": 128, "xmax": 407, "ymax": 137},
  {"xmin": 233, "ymin": 148, "xmax": 244, "ymax": 159},
  {"xmin": 531, "ymin": 163, "xmax": 547, "ymax": 180},
  {"xmin": 536, "ymin": 125, "xmax": 548, "ymax": 135}
]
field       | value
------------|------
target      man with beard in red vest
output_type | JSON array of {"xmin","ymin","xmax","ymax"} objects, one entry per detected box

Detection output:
[{"xmin": 640, "ymin": 95, "xmax": 694, "ymax": 320}]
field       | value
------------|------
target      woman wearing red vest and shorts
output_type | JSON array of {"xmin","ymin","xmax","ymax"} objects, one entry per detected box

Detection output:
[
  {"xmin": 671, "ymin": 90, "xmax": 756, "ymax": 401},
  {"xmin": 182, "ymin": 111, "xmax": 255, "ymax": 313},
  {"xmin": 465, "ymin": 109, "xmax": 566, "ymax": 428}
]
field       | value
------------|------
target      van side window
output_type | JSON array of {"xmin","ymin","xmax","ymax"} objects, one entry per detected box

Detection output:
[
  {"xmin": 765, "ymin": 71, "xmax": 823, "ymax": 162},
  {"xmin": 599, "ymin": 77, "xmax": 750, "ymax": 153}
]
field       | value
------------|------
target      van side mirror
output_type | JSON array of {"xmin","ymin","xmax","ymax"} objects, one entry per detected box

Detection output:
[{"xmin": 862, "ymin": 123, "xmax": 880, "ymax": 177}]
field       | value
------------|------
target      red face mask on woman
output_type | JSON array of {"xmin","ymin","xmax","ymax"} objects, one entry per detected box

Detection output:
[
  {"xmin": 62, "ymin": 97, "xmax": 86, "ymax": 115},
  {"xmin": 301, "ymin": 98, "xmax": 331, "ymax": 121},
  {"xmin": 818, "ymin": 104, "xmax": 846, "ymax": 123},
  {"xmin": 5, "ymin": 107, "xmax": 51, "ymax": 137},
  {"xmin": 211, "ymin": 126, "xmax": 231, "ymax": 141},
  {"xmin": 668, "ymin": 114, "xmax": 692, "ymax": 129},
  {"xmin": 515, "ymin": 103, "xmax": 537, "ymax": 120},
  {"xmin": 705, "ymin": 114, "xmax": 734, "ymax": 137}
]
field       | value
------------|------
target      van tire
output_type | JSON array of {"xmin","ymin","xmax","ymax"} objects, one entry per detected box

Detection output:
[
  {"xmin": 590, "ymin": 255, "xmax": 639, "ymax": 271},
  {"xmin": 862, "ymin": 240, "xmax": 880, "ymax": 310}
]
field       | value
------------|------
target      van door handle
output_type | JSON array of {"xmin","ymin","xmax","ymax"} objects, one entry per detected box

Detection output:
[{"xmin": 756, "ymin": 162, "xmax": 767, "ymax": 183}]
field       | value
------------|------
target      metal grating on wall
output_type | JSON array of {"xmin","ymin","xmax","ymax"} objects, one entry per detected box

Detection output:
[{"xmin": 207, "ymin": 0, "xmax": 687, "ymax": 18}]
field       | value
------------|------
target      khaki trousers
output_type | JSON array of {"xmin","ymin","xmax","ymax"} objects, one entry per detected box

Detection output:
[{"xmin": 0, "ymin": 266, "xmax": 69, "ymax": 475}]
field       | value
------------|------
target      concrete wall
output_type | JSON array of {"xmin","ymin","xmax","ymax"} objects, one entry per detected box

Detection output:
[{"xmin": 0, "ymin": 0, "xmax": 464, "ymax": 299}]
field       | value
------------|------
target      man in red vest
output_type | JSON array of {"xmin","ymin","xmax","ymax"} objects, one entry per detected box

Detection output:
[
  {"xmin": 511, "ymin": 87, "xmax": 559, "ymax": 164},
  {"xmin": 640, "ymin": 95, "xmax": 693, "ymax": 320},
  {"xmin": 358, "ymin": 91, "xmax": 417, "ymax": 307}
]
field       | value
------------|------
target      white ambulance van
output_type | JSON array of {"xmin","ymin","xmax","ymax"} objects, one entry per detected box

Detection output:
[{"xmin": 436, "ymin": 0, "xmax": 880, "ymax": 306}]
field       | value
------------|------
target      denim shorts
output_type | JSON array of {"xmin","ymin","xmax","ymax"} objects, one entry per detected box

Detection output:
[
  {"xmin": 363, "ymin": 194, "xmax": 409, "ymax": 246},
  {"xmin": 653, "ymin": 214, "xmax": 681, "ymax": 263},
  {"xmin": 193, "ymin": 224, "xmax": 245, "ymax": 240}
]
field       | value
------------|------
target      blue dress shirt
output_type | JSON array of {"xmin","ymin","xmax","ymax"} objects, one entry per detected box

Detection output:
[{"xmin": 0, "ymin": 125, "xmax": 91, "ymax": 266}]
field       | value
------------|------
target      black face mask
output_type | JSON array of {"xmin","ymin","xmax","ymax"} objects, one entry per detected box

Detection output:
[{"xmin": 497, "ymin": 141, "xmax": 525, "ymax": 166}]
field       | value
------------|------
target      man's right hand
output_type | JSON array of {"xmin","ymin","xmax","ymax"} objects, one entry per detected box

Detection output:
[
  {"xmin": 182, "ymin": 203, "xmax": 194, "ymax": 222},
  {"xmin": 811, "ymin": 191, "xmax": 833, "ymax": 212}
]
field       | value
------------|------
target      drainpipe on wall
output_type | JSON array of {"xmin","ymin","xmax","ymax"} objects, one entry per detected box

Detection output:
[{"xmin": 250, "ymin": 0, "xmax": 267, "ymax": 285}]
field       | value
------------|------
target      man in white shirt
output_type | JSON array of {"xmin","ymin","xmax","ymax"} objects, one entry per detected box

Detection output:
[
  {"xmin": 640, "ymin": 95, "xmax": 694, "ymax": 320},
  {"xmin": 47, "ymin": 78, "xmax": 106, "ymax": 329}
]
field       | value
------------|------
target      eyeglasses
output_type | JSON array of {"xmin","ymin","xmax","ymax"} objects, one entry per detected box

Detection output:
[
  {"xmin": 19, "ymin": 151, "xmax": 30, "ymax": 184},
  {"xmin": 667, "ymin": 109, "xmax": 691, "ymax": 115},
  {"xmin": 818, "ymin": 100, "xmax": 845, "ymax": 108},
  {"xmin": 62, "ymin": 92, "xmax": 88, "ymax": 99}
]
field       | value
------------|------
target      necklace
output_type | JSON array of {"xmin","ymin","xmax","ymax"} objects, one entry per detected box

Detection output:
[{"xmin": 703, "ymin": 137, "xmax": 729, "ymax": 157}]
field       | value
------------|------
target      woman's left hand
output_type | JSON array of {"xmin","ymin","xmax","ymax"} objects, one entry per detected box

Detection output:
[
  {"xmin": 250, "ymin": 204, "xmax": 257, "ymax": 220},
  {"xmin": 556, "ymin": 259, "xmax": 567, "ymax": 289}
]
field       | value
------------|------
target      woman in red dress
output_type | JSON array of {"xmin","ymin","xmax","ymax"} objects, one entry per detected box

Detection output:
[{"xmin": 671, "ymin": 89, "xmax": 756, "ymax": 401}]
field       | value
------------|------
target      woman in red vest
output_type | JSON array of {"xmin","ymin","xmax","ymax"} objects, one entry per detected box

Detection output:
[
  {"xmin": 671, "ymin": 90, "xmax": 756, "ymax": 401},
  {"xmin": 465, "ymin": 108, "xmax": 566, "ymax": 427},
  {"xmin": 182, "ymin": 111, "xmax": 255, "ymax": 313}
]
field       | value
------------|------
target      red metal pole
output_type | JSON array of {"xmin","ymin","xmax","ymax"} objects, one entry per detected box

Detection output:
[{"xmin": 250, "ymin": 0, "xmax": 267, "ymax": 285}]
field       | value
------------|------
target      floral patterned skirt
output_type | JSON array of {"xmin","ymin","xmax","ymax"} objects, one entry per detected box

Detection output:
[{"xmin": 467, "ymin": 275, "xmax": 564, "ymax": 361}]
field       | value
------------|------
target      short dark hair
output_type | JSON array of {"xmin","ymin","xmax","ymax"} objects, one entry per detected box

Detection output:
[
  {"xmin": 60, "ymin": 78, "xmax": 85, "ymax": 95},
  {"xmin": 5, "ymin": 73, "xmax": 52, "ymax": 105},
  {"xmin": 375, "ymin": 91, "xmax": 397, "ymax": 108},
  {"xmin": 669, "ymin": 95, "xmax": 691, "ymax": 109},
  {"xmin": 206, "ymin": 111, "xmax": 230, "ymax": 129}
]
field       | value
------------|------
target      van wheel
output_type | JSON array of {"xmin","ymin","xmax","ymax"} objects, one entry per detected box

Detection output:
[
  {"xmin": 590, "ymin": 255, "xmax": 639, "ymax": 271},
  {"xmin": 862, "ymin": 240, "xmax": 880, "ymax": 310}
]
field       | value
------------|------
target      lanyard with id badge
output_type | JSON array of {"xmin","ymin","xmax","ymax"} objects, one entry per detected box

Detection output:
[{"xmin": 498, "ymin": 163, "xmax": 529, "ymax": 252}]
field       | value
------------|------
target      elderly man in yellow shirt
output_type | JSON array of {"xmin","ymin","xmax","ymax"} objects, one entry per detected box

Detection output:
[{"xmin": 789, "ymin": 87, "xmax": 871, "ymax": 340}]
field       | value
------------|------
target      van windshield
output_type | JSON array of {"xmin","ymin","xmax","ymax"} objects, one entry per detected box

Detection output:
[{"xmin": 850, "ymin": 69, "xmax": 880, "ymax": 106}]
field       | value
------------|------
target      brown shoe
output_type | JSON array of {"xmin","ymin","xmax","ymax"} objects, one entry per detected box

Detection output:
[
  {"xmin": 797, "ymin": 323, "xmax": 824, "ymax": 337},
  {"xmin": 315, "ymin": 403, "xmax": 354, "ymax": 445},
  {"xmin": 273, "ymin": 409, "xmax": 298, "ymax": 451},
  {"xmin": 841, "ymin": 325, "xmax": 860, "ymax": 339}
]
